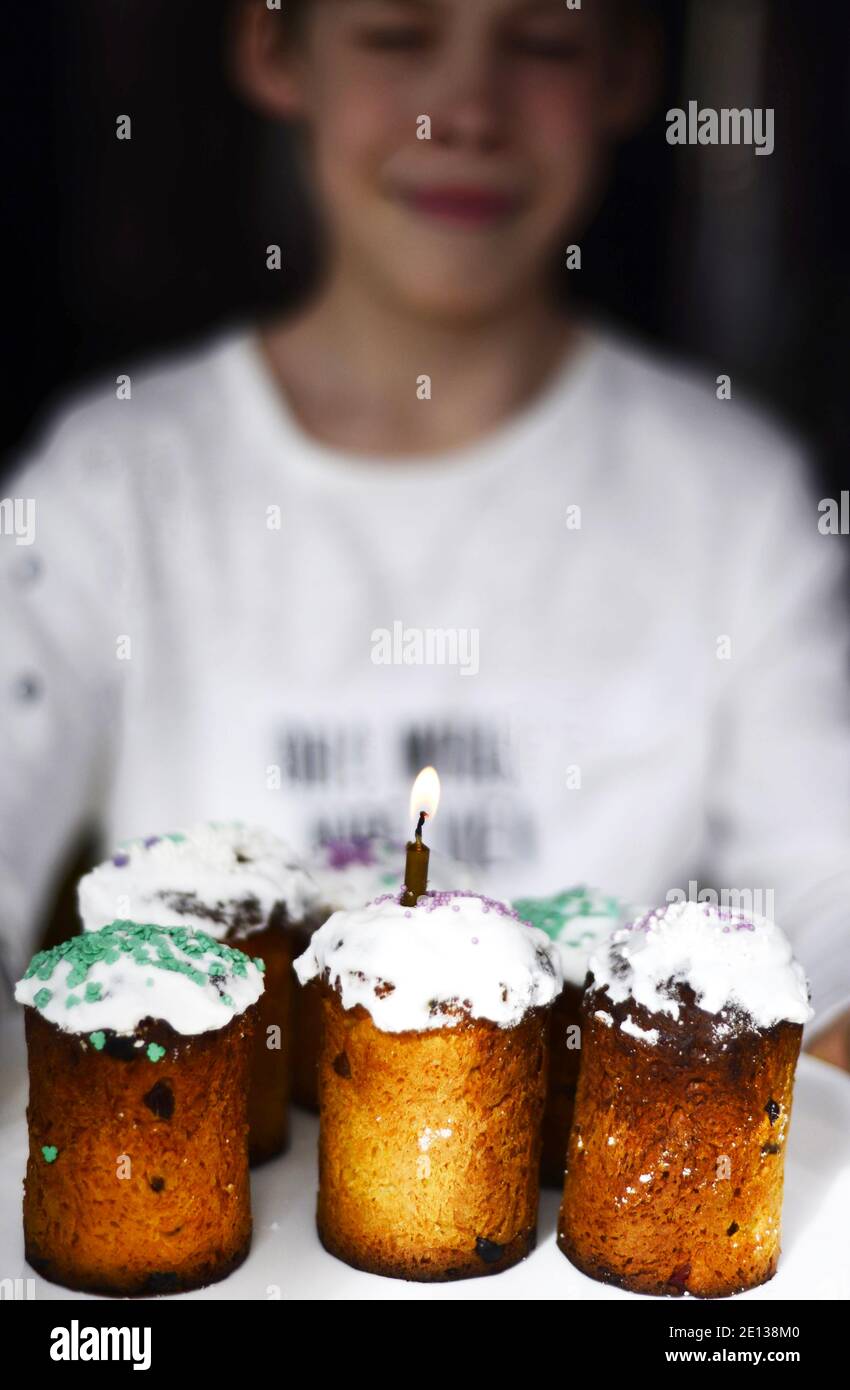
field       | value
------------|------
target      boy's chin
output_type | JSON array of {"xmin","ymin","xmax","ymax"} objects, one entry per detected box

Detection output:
[{"xmin": 375, "ymin": 261, "xmax": 537, "ymax": 326}]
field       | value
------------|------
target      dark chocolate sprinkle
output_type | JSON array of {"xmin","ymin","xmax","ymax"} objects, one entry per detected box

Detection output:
[
  {"xmin": 149, "ymin": 1176, "xmax": 165, "ymax": 1193},
  {"xmin": 726, "ymin": 1221, "xmax": 739, "ymax": 1236},
  {"xmin": 765, "ymin": 1098, "xmax": 781, "ymax": 1124},
  {"xmin": 610, "ymin": 949, "xmax": 630, "ymax": 980},
  {"xmin": 761, "ymin": 1142, "xmax": 781, "ymax": 1156},
  {"xmin": 668, "ymin": 1262, "xmax": 691, "ymax": 1295},
  {"xmin": 475, "ymin": 1237, "xmax": 505, "ymax": 1264},
  {"xmin": 535, "ymin": 946, "xmax": 556, "ymax": 976},
  {"xmin": 333, "ymin": 1052, "xmax": 351, "ymax": 1078},
  {"xmin": 143, "ymin": 1080, "xmax": 175, "ymax": 1121},
  {"xmin": 157, "ymin": 889, "xmax": 264, "ymax": 933},
  {"xmin": 104, "ymin": 1034, "xmax": 139, "ymax": 1062}
]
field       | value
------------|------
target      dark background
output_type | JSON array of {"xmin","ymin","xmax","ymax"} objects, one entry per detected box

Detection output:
[{"xmin": 2, "ymin": 0, "xmax": 849, "ymax": 496}]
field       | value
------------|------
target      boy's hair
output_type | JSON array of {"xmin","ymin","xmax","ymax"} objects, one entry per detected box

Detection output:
[{"xmin": 275, "ymin": 0, "xmax": 660, "ymax": 30}]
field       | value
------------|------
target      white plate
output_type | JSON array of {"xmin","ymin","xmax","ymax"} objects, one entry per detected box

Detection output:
[{"xmin": 2, "ymin": 1013, "xmax": 849, "ymax": 1300}]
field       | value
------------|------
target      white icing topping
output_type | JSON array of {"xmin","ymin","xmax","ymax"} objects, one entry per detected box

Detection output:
[
  {"xmin": 512, "ymin": 887, "xmax": 637, "ymax": 986},
  {"xmin": 79, "ymin": 822, "xmax": 322, "ymax": 940},
  {"xmin": 620, "ymin": 1015, "xmax": 660, "ymax": 1045},
  {"xmin": 589, "ymin": 901, "xmax": 813, "ymax": 1028},
  {"xmin": 15, "ymin": 923, "xmax": 265, "ymax": 1036},
  {"xmin": 310, "ymin": 836, "xmax": 477, "ymax": 913},
  {"xmin": 293, "ymin": 891, "xmax": 562, "ymax": 1033},
  {"xmin": 552, "ymin": 914, "xmax": 624, "ymax": 986}
]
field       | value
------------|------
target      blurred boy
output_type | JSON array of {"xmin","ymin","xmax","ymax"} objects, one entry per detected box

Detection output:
[{"xmin": 2, "ymin": 0, "xmax": 848, "ymax": 1064}]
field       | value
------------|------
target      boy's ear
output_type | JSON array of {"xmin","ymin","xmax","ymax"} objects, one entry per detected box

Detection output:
[
  {"xmin": 229, "ymin": 0, "xmax": 307, "ymax": 121},
  {"xmin": 602, "ymin": 13, "xmax": 663, "ymax": 140}
]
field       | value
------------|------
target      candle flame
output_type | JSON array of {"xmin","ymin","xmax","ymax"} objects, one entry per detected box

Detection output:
[{"xmin": 409, "ymin": 766, "xmax": 440, "ymax": 825}]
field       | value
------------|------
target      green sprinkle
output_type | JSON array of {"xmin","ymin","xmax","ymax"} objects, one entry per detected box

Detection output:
[
  {"xmin": 18, "ymin": 921, "xmax": 260, "ymax": 1030},
  {"xmin": 41, "ymin": 1145, "xmax": 58, "ymax": 1164},
  {"xmin": 513, "ymin": 887, "xmax": 627, "ymax": 944},
  {"xmin": 221, "ymin": 994, "xmax": 234, "ymax": 1008},
  {"xmin": 146, "ymin": 1043, "xmax": 166, "ymax": 1063},
  {"xmin": 89, "ymin": 1031, "xmax": 106, "ymax": 1051},
  {"xmin": 255, "ymin": 957, "xmax": 266, "ymax": 974}
]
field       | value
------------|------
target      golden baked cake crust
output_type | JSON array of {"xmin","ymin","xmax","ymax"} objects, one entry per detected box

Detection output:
[
  {"xmin": 316, "ymin": 988, "xmax": 547, "ymax": 1281},
  {"xmin": 558, "ymin": 987, "xmax": 803, "ymax": 1298},
  {"xmin": 23, "ymin": 1006, "xmax": 255, "ymax": 1297}
]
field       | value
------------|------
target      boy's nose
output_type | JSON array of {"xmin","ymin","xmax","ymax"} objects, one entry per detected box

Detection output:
[{"xmin": 428, "ymin": 52, "xmax": 507, "ymax": 151}]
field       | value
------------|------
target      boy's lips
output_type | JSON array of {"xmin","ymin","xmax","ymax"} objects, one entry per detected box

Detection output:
[{"xmin": 401, "ymin": 185, "xmax": 522, "ymax": 228}]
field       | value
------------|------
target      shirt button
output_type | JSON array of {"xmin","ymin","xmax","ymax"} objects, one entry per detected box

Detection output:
[
  {"xmin": 12, "ymin": 674, "xmax": 42, "ymax": 703},
  {"xmin": 10, "ymin": 554, "xmax": 42, "ymax": 586}
]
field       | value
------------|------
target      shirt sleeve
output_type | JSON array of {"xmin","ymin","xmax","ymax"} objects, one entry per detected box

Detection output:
[
  {"xmin": 707, "ymin": 447, "xmax": 850, "ymax": 1037},
  {"xmin": 0, "ymin": 412, "xmax": 127, "ymax": 995}
]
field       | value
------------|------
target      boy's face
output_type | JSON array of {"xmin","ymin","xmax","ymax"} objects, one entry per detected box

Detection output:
[{"xmin": 245, "ymin": 0, "xmax": 651, "ymax": 320}]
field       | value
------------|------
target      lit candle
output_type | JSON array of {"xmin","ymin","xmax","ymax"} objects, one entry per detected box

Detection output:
[{"xmin": 400, "ymin": 767, "xmax": 441, "ymax": 907}]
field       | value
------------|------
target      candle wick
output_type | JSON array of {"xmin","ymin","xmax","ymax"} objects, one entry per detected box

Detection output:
[{"xmin": 414, "ymin": 811, "xmax": 427, "ymax": 839}]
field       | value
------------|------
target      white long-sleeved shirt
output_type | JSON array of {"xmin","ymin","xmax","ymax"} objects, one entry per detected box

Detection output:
[{"xmin": 1, "ymin": 324, "xmax": 848, "ymax": 1032}]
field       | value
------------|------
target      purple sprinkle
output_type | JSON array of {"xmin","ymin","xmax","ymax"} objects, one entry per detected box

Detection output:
[
  {"xmin": 366, "ymin": 889, "xmax": 524, "ymax": 920},
  {"xmin": 629, "ymin": 902, "xmax": 760, "ymax": 934},
  {"xmin": 406, "ymin": 890, "xmax": 524, "ymax": 919},
  {"xmin": 112, "ymin": 853, "xmax": 130, "ymax": 868},
  {"xmin": 324, "ymin": 835, "xmax": 378, "ymax": 870},
  {"xmin": 709, "ymin": 904, "xmax": 757, "ymax": 931},
  {"xmin": 404, "ymin": 910, "xmax": 412, "ymax": 919},
  {"xmin": 627, "ymin": 909, "xmax": 657, "ymax": 932},
  {"xmin": 471, "ymin": 936, "xmax": 479, "ymax": 945},
  {"xmin": 144, "ymin": 836, "xmax": 161, "ymax": 849}
]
